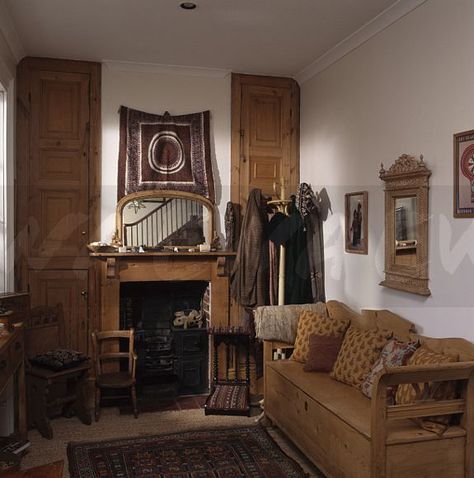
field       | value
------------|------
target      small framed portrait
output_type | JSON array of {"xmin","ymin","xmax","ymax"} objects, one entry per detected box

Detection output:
[
  {"xmin": 345, "ymin": 191, "xmax": 368, "ymax": 254},
  {"xmin": 454, "ymin": 130, "xmax": 474, "ymax": 218}
]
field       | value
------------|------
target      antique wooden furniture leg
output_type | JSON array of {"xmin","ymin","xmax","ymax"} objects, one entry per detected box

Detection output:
[
  {"xmin": 94, "ymin": 386, "xmax": 101, "ymax": 422},
  {"xmin": 72, "ymin": 370, "xmax": 92, "ymax": 425},
  {"xmin": 131, "ymin": 385, "xmax": 138, "ymax": 419},
  {"xmin": 26, "ymin": 376, "xmax": 53, "ymax": 440}
]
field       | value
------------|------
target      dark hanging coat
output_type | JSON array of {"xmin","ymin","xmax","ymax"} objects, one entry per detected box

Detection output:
[{"xmin": 230, "ymin": 189, "xmax": 269, "ymax": 308}]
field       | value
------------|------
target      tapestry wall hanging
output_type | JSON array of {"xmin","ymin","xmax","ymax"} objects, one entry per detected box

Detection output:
[{"xmin": 118, "ymin": 106, "xmax": 215, "ymax": 201}]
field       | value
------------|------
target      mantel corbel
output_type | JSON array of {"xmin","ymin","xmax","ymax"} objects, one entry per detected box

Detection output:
[{"xmin": 106, "ymin": 258, "xmax": 117, "ymax": 279}]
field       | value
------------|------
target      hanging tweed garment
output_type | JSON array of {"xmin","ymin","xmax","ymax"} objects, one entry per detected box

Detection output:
[
  {"xmin": 230, "ymin": 189, "xmax": 269, "ymax": 309},
  {"xmin": 296, "ymin": 183, "xmax": 326, "ymax": 303}
]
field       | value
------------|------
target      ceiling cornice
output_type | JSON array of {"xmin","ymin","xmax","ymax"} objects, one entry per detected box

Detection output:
[
  {"xmin": 295, "ymin": 0, "xmax": 428, "ymax": 84},
  {"xmin": 0, "ymin": 0, "xmax": 25, "ymax": 63},
  {"xmin": 103, "ymin": 60, "xmax": 231, "ymax": 79}
]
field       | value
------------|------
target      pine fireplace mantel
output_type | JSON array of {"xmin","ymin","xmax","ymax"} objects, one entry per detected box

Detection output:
[{"xmin": 90, "ymin": 252, "xmax": 237, "ymax": 332}]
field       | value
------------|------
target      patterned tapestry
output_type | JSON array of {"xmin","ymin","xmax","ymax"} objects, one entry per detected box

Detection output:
[{"xmin": 117, "ymin": 106, "xmax": 215, "ymax": 201}]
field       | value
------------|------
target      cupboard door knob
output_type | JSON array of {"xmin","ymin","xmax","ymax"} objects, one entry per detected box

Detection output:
[
  {"xmin": 81, "ymin": 231, "xmax": 87, "ymax": 235},
  {"xmin": 81, "ymin": 291, "xmax": 88, "ymax": 299}
]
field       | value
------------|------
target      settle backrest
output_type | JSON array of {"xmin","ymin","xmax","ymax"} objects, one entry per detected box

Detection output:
[{"xmin": 327, "ymin": 300, "xmax": 474, "ymax": 362}]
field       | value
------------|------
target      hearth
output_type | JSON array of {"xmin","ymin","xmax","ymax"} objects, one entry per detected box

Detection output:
[{"xmin": 120, "ymin": 281, "xmax": 209, "ymax": 400}]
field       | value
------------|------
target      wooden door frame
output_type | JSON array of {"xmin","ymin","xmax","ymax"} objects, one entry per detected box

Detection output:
[
  {"xmin": 230, "ymin": 73, "xmax": 300, "ymax": 207},
  {"xmin": 15, "ymin": 57, "xmax": 101, "ymax": 291}
]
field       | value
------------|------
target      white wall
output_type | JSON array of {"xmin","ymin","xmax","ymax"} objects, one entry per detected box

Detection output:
[
  {"xmin": 101, "ymin": 65, "xmax": 231, "ymax": 242},
  {"xmin": 300, "ymin": 0, "xmax": 474, "ymax": 340}
]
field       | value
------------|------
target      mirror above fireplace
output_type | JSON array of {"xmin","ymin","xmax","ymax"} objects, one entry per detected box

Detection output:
[{"xmin": 116, "ymin": 190, "xmax": 215, "ymax": 248}]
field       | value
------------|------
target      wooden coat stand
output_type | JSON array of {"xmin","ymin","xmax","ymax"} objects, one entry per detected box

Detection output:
[{"xmin": 268, "ymin": 178, "xmax": 291, "ymax": 306}]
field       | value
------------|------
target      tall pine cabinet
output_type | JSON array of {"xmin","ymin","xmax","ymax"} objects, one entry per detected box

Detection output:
[{"xmin": 15, "ymin": 58, "xmax": 101, "ymax": 353}]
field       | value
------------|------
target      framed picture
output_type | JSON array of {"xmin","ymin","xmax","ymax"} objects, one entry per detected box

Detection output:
[
  {"xmin": 345, "ymin": 191, "xmax": 368, "ymax": 254},
  {"xmin": 454, "ymin": 129, "xmax": 474, "ymax": 218}
]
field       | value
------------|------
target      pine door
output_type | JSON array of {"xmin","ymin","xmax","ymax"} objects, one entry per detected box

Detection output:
[
  {"xmin": 16, "ymin": 58, "xmax": 100, "ymax": 354},
  {"xmin": 231, "ymin": 74, "xmax": 300, "ymax": 209}
]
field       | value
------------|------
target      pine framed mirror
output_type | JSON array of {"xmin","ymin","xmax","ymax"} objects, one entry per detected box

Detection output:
[
  {"xmin": 379, "ymin": 154, "xmax": 431, "ymax": 296},
  {"xmin": 116, "ymin": 190, "xmax": 215, "ymax": 248}
]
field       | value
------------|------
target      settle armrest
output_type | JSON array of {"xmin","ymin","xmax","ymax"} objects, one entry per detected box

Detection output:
[
  {"xmin": 371, "ymin": 362, "xmax": 474, "ymax": 477},
  {"xmin": 372, "ymin": 361, "xmax": 474, "ymax": 420},
  {"xmin": 376, "ymin": 361, "xmax": 474, "ymax": 387}
]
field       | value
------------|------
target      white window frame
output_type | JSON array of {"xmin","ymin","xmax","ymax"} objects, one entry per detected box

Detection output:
[{"xmin": 0, "ymin": 79, "xmax": 14, "ymax": 293}]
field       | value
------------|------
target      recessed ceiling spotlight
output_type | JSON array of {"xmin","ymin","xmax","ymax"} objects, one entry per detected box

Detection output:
[{"xmin": 180, "ymin": 2, "xmax": 197, "ymax": 10}]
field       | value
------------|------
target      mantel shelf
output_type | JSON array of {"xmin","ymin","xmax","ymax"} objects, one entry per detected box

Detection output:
[{"xmin": 90, "ymin": 251, "xmax": 236, "ymax": 258}]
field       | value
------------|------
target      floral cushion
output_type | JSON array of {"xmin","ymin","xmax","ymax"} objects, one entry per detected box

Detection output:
[
  {"xmin": 361, "ymin": 339, "xmax": 419, "ymax": 399},
  {"xmin": 395, "ymin": 345, "xmax": 459, "ymax": 435},
  {"xmin": 29, "ymin": 349, "xmax": 88, "ymax": 371},
  {"xmin": 292, "ymin": 311, "xmax": 350, "ymax": 363},
  {"xmin": 330, "ymin": 326, "xmax": 392, "ymax": 389}
]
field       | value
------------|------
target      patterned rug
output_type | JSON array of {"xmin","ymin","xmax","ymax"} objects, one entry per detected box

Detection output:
[{"xmin": 67, "ymin": 426, "xmax": 308, "ymax": 477}]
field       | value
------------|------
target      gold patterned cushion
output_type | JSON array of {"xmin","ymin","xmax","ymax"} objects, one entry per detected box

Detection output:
[
  {"xmin": 291, "ymin": 311, "xmax": 350, "ymax": 363},
  {"xmin": 330, "ymin": 326, "xmax": 391, "ymax": 389},
  {"xmin": 395, "ymin": 345, "xmax": 458, "ymax": 435}
]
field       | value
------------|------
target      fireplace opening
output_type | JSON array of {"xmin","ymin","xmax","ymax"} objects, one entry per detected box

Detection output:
[{"xmin": 120, "ymin": 281, "xmax": 210, "ymax": 402}]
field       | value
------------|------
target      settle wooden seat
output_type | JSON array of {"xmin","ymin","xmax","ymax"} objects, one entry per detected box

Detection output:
[
  {"xmin": 91, "ymin": 329, "xmax": 138, "ymax": 420},
  {"xmin": 205, "ymin": 326, "xmax": 251, "ymax": 417},
  {"xmin": 25, "ymin": 305, "xmax": 91, "ymax": 439}
]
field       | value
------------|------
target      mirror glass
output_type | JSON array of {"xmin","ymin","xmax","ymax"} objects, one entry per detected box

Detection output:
[
  {"xmin": 394, "ymin": 196, "xmax": 417, "ymax": 267},
  {"xmin": 120, "ymin": 195, "xmax": 211, "ymax": 247}
]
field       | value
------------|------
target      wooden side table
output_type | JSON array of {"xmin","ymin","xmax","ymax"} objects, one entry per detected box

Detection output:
[
  {"xmin": 2, "ymin": 460, "xmax": 64, "ymax": 477},
  {"xmin": 205, "ymin": 326, "xmax": 251, "ymax": 416}
]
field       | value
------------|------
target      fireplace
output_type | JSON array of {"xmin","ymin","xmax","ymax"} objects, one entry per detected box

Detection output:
[
  {"xmin": 90, "ymin": 252, "xmax": 237, "ymax": 396},
  {"xmin": 120, "ymin": 281, "xmax": 209, "ymax": 399}
]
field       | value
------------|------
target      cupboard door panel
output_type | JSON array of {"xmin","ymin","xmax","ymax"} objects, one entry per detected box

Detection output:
[
  {"xmin": 29, "ymin": 69, "xmax": 90, "ymax": 259},
  {"xmin": 29, "ymin": 270, "xmax": 89, "ymax": 353},
  {"xmin": 231, "ymin": 74, "xmax": 299, "ymax": 211},
  {"xmin": 29, "ymin": 188, "xmax": 88, "ymax": 258}
]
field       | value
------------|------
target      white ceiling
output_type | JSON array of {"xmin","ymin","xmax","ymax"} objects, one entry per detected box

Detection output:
[{"xmin": 5, "ymin": 0, "xmax": 404, "ymax": 78}]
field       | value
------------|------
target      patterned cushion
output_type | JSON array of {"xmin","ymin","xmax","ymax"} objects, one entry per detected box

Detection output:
[
  {"xmin": 395, "ymin": 345, "xmax": 459, "ymax": 435},
  {"xmin": 303, "ymin": 334, "xmax": 343, "ymax": 373},
  {"xmin": 29, "ymin": 348, "xmax": 87, "ymax": 371},
  {"xmin": 292, "ymin": 311, "xmax": 350, "ymax": 363},
  {"xmin": 361, "ymin": 339, "xmax": 419, "ymax": 399},
  {"xmin": 330, "ymin": 326, "xmax": 392, "ymax": 389}
]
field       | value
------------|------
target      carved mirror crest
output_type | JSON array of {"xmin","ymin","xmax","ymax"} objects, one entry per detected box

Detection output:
[{"xmin": 379, "ymin": 154, "xmax": 431, "ymax": 296}]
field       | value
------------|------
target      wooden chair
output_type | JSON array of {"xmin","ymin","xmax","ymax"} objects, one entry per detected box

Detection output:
[
  {"xmin": 91, "ymin": 329, "xmax": 138, "ymax": 420},
  {"xmin": 25, "ymin": 305, "xmax": 91, "ymax": 439}
]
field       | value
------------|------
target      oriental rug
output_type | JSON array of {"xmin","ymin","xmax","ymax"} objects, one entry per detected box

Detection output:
[
  {"xmin": 118, "ymin": 106, "xmax": 215, "ymax": 201},
  {"xmin": 67, "ymin": 426, "xmax": 308, "ymax": 477}
]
